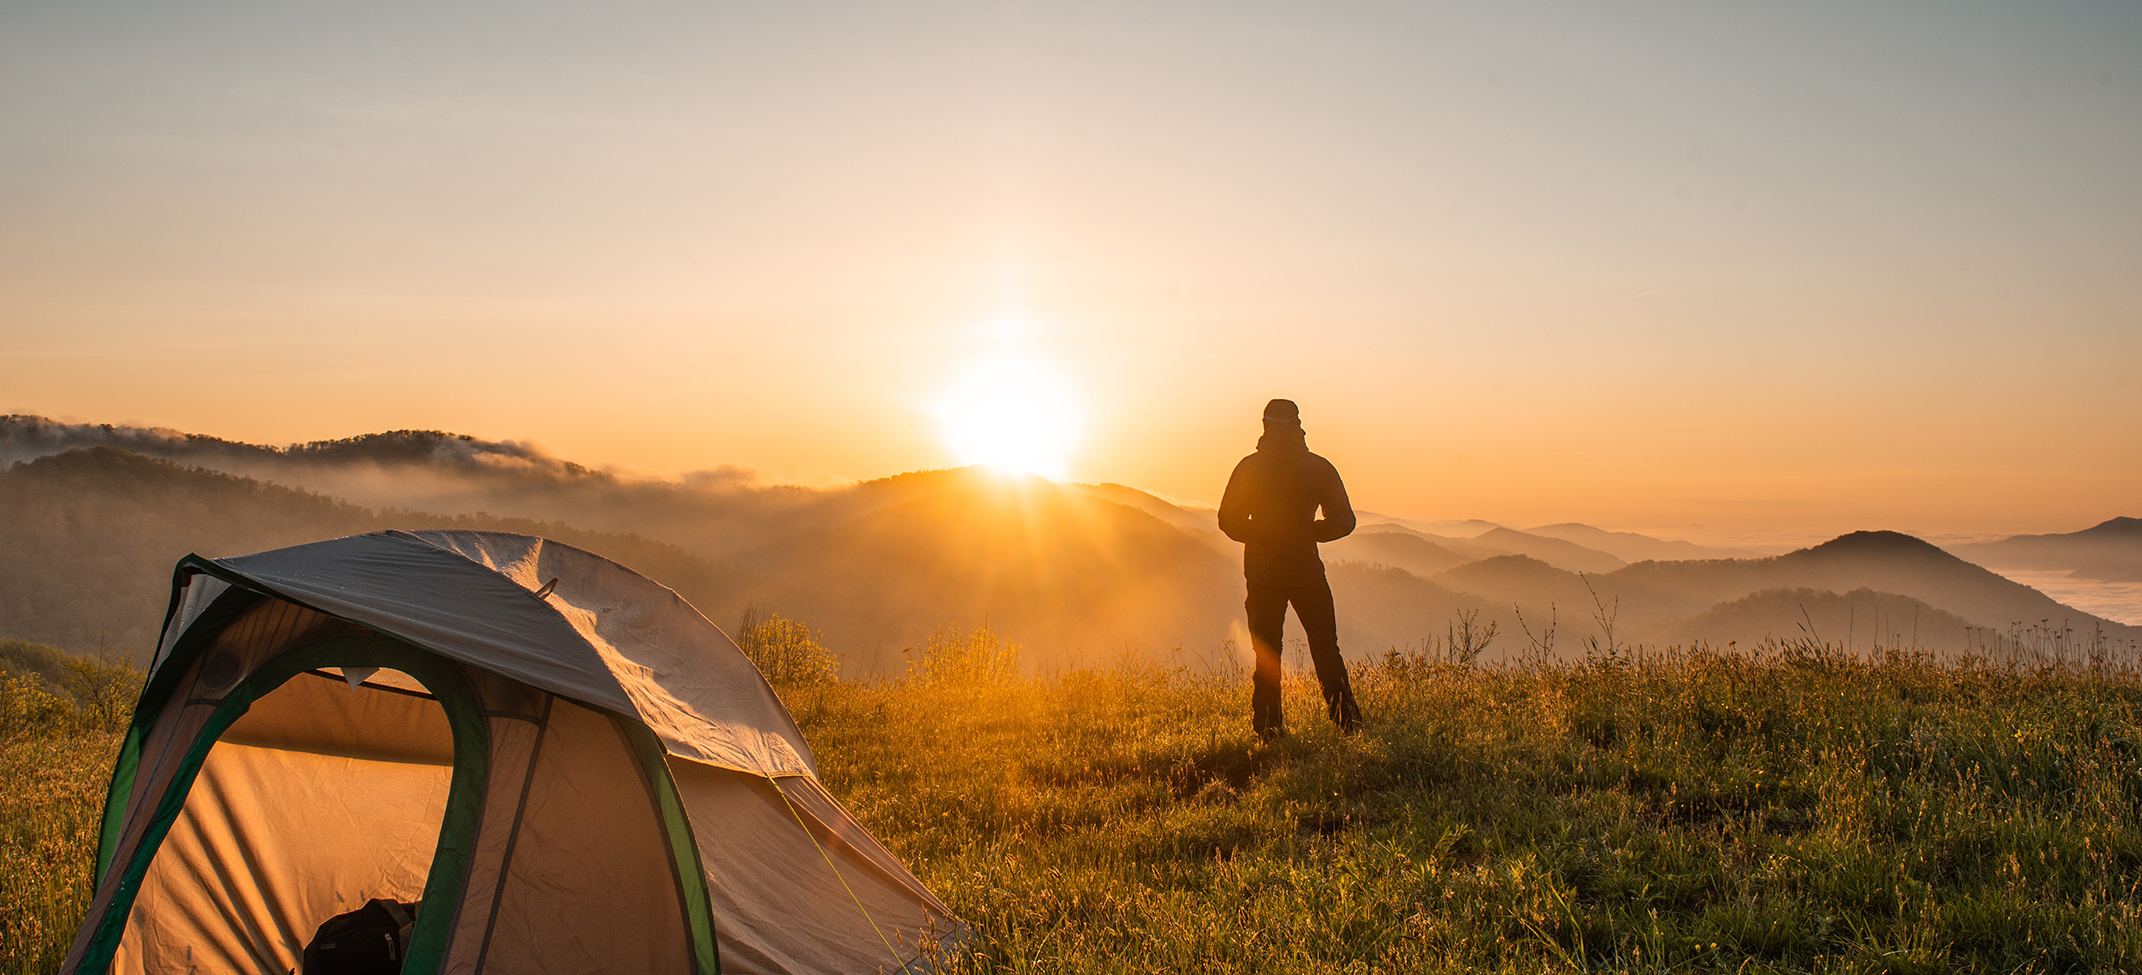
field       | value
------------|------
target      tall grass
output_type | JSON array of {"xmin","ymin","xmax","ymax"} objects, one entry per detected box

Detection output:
[
  {"xmin": 793, "ymin": 638, "xmax": 2142, "ymax": 974},
  {"xmin": 2, "ymin": 666, "xmax": 129, "ymax": 975},
  {"xmin": 7, "ymin": 636, "xmax": 2142, "ymax": 973}
]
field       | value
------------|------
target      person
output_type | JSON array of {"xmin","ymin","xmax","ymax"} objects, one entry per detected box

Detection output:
[{"xmin": 1217, "ymin": 398, "xmax": 1363, "ymax": 740}]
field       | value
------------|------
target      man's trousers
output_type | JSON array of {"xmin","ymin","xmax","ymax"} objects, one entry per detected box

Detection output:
[{"xmin": 1246, "ymin": 577, "xmax": 1362, "ymax": 737}]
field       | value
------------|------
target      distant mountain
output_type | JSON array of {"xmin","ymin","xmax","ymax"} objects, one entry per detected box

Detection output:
[
  {"xmin": 1390, "ymin": 533, "xmax": 2142, "ymax": 653},
  {"xmin": 1354, "ymin": 513, "xmax": 1503, "ymax": 537},
  {"xmin": 1339, "ymin": 522, "xmax": 1626, "ymax": 575},
  {"xmin": 1948, "ymin": 518, "xmax": 2142, "ymax": 583},
  {"xmin": 1614, "ymin": 531, "xmax": 2142, "ymax": 645},
  {"xmin": 1326, "ymin": 562, "xmax": 1507, "ymax": 662},
  {"xmin": 0, "ymin": 415, "xmax": 600, "ymax": 480},
  {"xmin": 1433, "ymin": 555, "xmax": 1600, "ymax": 617},
  {"xmin": 730, "ymin": 472, "xmax": 1239, "ymax": 670},
  {"xmin": 10, "ymin": 418, "xmax": 2135, "ymax": 670},
  {"xmin": 1322, "ymin": 531, "xmax": 1475, "ymax": 578},
  {"xmin": 1470, "ymin": 528, "xmax": 1626, "ymax": 574},
  {"xmin": 1654, "ymin": 587, "xmax": 1980, "ymax": 653},
  {"xmin": 0, "ymin": 447, "xmax": 740, "ymax": 657},
  {"xmin": 1073, "ymin": 482, "xmax": 1224, "ymax": 542},
  {"xmin": 1523, "ymin": 523, "xmax": 1763, "ymax": 562},
  {"xmin": 1426, "ymin": 555, "xmax": 1711, "ymax": 642},
  {"xmin": 0, "ymin": 448, "xmax": 1244, "ymax": 669},
  {"xmin": 0, "ymin": 438, "xmax": 1243, "ymax": 668},
  {"xmin": 1, "ymin": 414, "xmax": 843, "ymax": 557}
]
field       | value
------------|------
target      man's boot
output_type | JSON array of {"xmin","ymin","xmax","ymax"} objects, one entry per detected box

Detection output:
[
  {"xmin": 1254, "ymin": 695, "xmax": 1284, "ymax": 742},
  {"xmin": 1326, "ymin": 686, "xmax": 1362, "ymax": 734}
]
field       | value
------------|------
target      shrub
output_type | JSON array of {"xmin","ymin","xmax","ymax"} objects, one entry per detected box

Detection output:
[
  {"xmin": 738, "ymin": 613, "xmax": 840, "ymax": 687},
  {"xmin": 0, "ymin": 643, "xmax": 139, "ymax": 740},
  {"xmin": 0, "ymin": 672, "xmax": 72, "ymax": 741},
  {"xmin": 0, "ymin": 638, "xmax": 73, "ymax": 688},
  {"xmin": 905, "ymin": 624, "xmax": 1021, "ymax": 686},
  {"xmin": 61, "ymin": 654, "xmax": 142, "ymax": 733}
]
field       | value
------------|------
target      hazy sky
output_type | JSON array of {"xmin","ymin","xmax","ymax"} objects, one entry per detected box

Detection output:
[{"xmin": 3, "ymin": 1, "xmax": 2137, "ymax": 544}]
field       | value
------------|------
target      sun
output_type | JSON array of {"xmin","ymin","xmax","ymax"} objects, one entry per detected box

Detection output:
[{"xmin": 933, "ymin": 355, "xmax": 1082, "ymax": 479}]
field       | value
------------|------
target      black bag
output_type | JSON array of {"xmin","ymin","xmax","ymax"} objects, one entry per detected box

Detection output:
[{"xmin": 301, "ymin": 898, "xmax": 419, "ymax": 975}]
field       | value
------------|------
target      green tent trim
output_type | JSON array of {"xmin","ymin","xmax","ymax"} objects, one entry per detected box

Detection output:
[
  {"xmin": 620, "ymin": 719, "xmax": 722, "ymax": 975},
  {"xmin": 95, "ymin": 564, "xmax": 267, "ymax": 880},
  {"xmin": 77, "ymin": 635, "xmax": 490, "ymax": 975}
]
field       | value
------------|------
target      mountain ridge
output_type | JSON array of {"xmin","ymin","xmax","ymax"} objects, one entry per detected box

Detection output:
[
  {"xmin": 1948, "ymin": 517, "xmax": 2142, "ymax": 583},
  {"xmin": 8, "ymin": 417, "xmax": 2137, "ymax": 665}
]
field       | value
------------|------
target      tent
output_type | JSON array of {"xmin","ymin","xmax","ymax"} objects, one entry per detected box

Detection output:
[{"xmin": 62, "ymin": 530, "xmax": 962, "ymax": 974}]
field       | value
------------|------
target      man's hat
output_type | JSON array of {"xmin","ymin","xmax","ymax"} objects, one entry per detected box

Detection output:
[{"xmin": 1262, "ymin": 399, "xmax": 1300, "ymax": 423}]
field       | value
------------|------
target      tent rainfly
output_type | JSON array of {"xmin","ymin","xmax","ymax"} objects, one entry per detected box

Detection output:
[{"xmin": 61, "ymin": 530, "xmax": 962, "ymax": 975}]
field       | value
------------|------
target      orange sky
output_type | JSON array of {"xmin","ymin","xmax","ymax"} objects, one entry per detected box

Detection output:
[{"xmin": 3, "ymin": 2, "xmax": 2137, "ymax": 546}]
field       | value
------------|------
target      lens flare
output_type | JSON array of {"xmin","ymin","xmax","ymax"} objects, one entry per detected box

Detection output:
[{"xmin": 933, "ymin": 355, "xmax": 1082, "ymax": 479}]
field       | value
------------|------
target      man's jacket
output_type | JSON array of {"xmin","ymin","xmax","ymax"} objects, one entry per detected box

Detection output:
[{"xmin": 1218, "ymin": 438, "xmax": 1355, "ymax": 586}]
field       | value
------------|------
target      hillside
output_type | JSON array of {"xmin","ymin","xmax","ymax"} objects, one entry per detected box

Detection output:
[
  {"xmin": 0, "ymin": 415, "xmax": 830, "ymax": 557},
  {"xmin": 1524, "ymin": 522, "xmax": 1763, "ymax": 561},
  {"xmin": 1426, "ymin": 555, "xmax": 1710, "ymax": 643},
  {"xmin": 1949, "ymin": 517, "xmax": 2142, "ymax": 583},
  {"xmin": 1654, "ymin": 587, "xmax": 1982, "ymax": 653},
  {"xmin": 731, "ymin": 472, "xmax": 1241, "ymax": 669},
  {"xmin": 1612, "ymin": 531, "xmax": 2142, "ymax": 645},
  {"xmin": 0, "ymin": 449, "xmax": 1240, "ymax": 671},
  {"xmin": 15, "ymin": 641, "xmax": 2142, "ymax": 972},
  {"xmin": 1321, "ymin": 530, "xmax": 1474, "ymax": 578},
  {"xmin": 1468, "ymin": 527, "xmax": 1626, "ymax": 574},
  {"xmin": 0, "ymin": 448, "xmax": 743, "ymax": 657},
  {"xmin": 1073, "ymin": 482, "xmax": 1224, "ymax": 540},
  {"xmin": 1334, "ymin": 520, "xmax": 1652, "ymax": 575},
  {"xmin": 1325, "ymin": 562, "xmax": 1503, "ymax": 661},
  {"xmin": 8, "ymin": 419, "xmax": 2138, "ymax": 669}
]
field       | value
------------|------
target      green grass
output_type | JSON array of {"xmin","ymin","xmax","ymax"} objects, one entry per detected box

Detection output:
[
  {"xmin": 1, "ymin": 729, "xmax": 117, "ymax": 975},
  {"xmin": 798, "ymin": 644, "xmax": 2142, "ymax": 973},
  {"xmin": 8, "ymin": 641, "xmax": 2142, "ymax": 973}
]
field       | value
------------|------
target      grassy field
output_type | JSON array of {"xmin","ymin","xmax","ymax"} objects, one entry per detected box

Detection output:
[
  {"xmin": 7, "ymin": 636, "xmax": 2142, "ymax": 973},
  {"xmin": 1, "ymin": 672, "xmax": 121, "ymax": 975}
]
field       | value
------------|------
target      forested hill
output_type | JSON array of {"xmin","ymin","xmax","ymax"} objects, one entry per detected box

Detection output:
[
  {"xmin": 8, "ymin": 439, "xmax": 2135, "ymax": 672},
  {"xmin": 0, "ymin": 447, "xmax": 741, "ymax": 657}
]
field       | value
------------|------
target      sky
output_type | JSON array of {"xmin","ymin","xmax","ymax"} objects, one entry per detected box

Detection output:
[{"xmin": 2, "ymin": 0, "xmax": 2137, "ymax": 546}]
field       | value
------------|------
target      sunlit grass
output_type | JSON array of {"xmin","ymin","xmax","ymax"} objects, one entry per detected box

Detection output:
[
  {"xmin": 793, "ymin": 642, "xmax": 2142, "ymax": 974},
  {"xmin": 8, "ymin": 639, "xmax": 2142, "ymax": 973},
  {"xmin": 0, "ymin": 728, "xmax": 117, "ymax": 975}
]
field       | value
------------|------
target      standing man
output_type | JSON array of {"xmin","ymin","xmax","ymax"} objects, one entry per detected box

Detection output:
[{"xmin": 1218, "ymin": 399, "xmax": 1363, "ymax": 740}]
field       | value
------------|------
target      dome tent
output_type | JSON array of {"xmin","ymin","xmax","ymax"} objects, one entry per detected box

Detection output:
[{"xmin": 62, "ymin": 530, "xmax": 960, "ymax": 975}]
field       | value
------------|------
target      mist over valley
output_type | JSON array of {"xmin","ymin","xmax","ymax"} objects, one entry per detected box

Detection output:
[{"xmin": 5, "ymin": 414, "xmax": 2138, "ymax": 675}]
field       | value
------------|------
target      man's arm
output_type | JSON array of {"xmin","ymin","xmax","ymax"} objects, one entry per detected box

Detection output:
[
  {"xmin": 1217, "ymin": 457, "xmax": 1257, "ymax": 543},
  {"xmin": 1312, "ymin": 460, "xmax": 1356, "ymax": 543}
]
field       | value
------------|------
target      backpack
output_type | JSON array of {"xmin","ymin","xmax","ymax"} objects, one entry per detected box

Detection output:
[{"xmin": 301, "ymin": 898, "xmax": 419, "ymax": 975}]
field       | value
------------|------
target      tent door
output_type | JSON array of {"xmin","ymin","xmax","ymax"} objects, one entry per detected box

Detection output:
[{"xmin": 77, "ymin": 637, "xmax": 490, "ymax": 975}]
